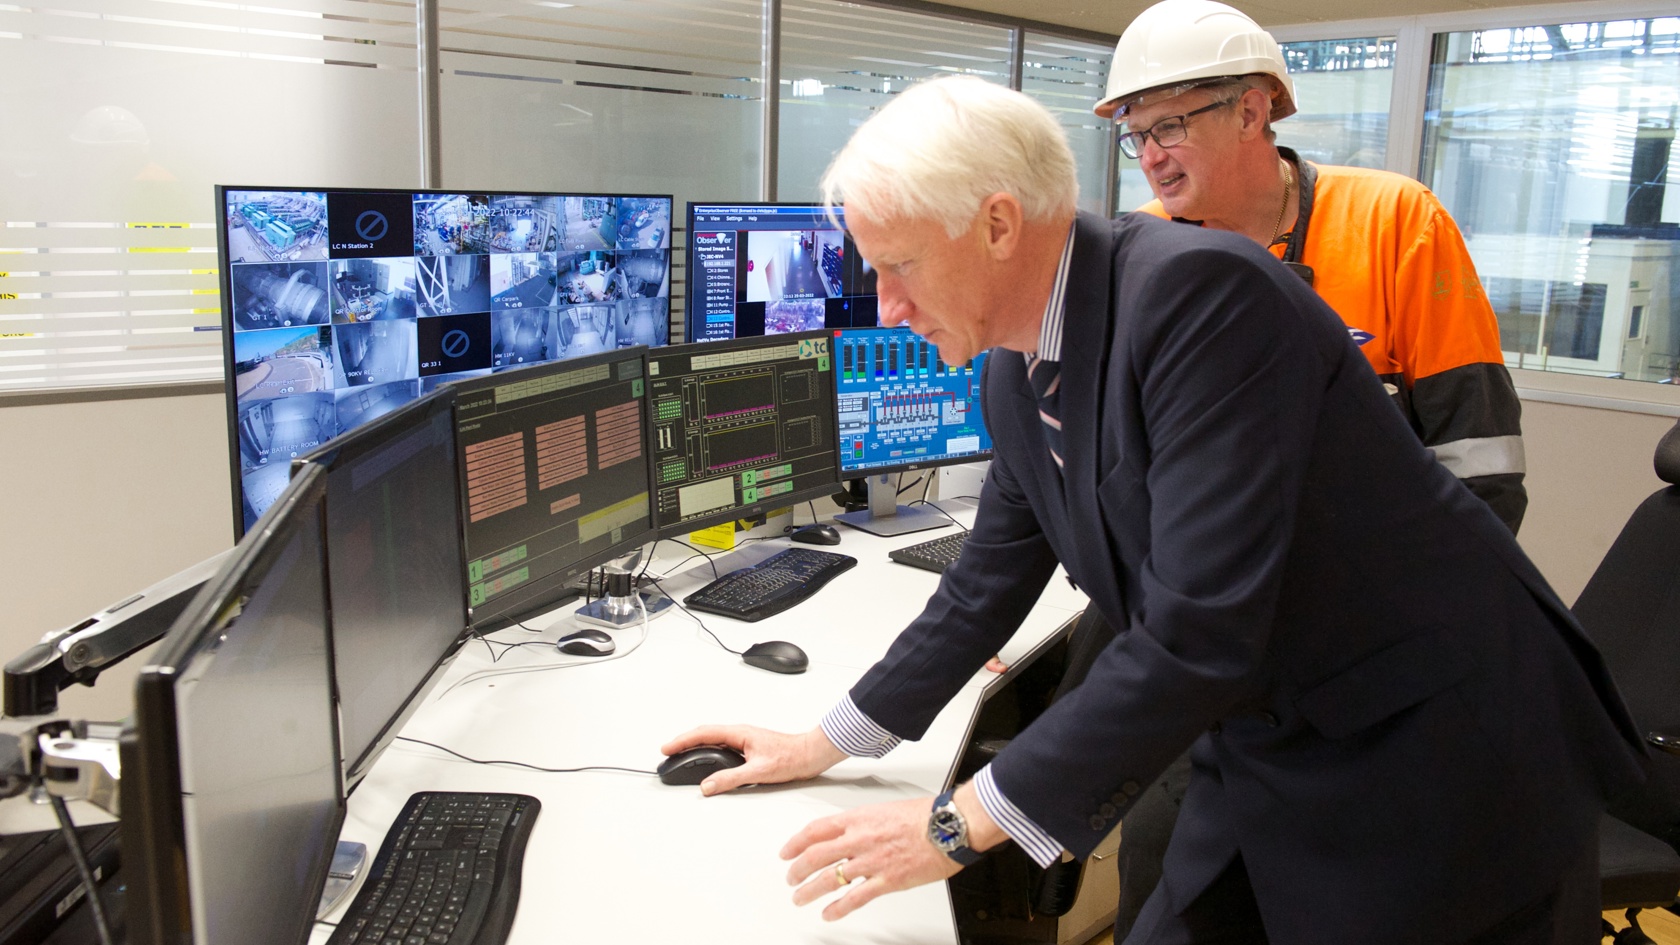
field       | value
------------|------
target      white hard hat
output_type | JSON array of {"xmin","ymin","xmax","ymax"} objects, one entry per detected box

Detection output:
[{"xmin": 1095, "ymin": 0, "xmax": 1296, "ymax": 123}]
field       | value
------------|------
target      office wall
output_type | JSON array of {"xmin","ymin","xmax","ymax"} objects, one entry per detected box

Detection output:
[
  {"xmin": 2, "ymin": 385, "xmax": 1670, "ymax": 726},
  {"xmin": 1516, "ymin": 399, "xmax": 1674, "ymax": 604},
  {"xmin": 0, "ymin": 391, "xmax": 231, "ymax": 723}
]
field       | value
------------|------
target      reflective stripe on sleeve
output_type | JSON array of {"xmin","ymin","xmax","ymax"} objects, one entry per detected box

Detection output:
[{"xmin": 1430, "ymin": 434, "xmax": 1526, "ymax": 479}]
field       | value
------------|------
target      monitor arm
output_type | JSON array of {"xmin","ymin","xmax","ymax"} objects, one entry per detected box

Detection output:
[
  {"xmin": 4, "ymin": 549, "xmax": 230, "ymax": 718},
  {"xmin": 0, "ymin": 717, "xmax": 123, "ymax": 816},
  {"xmin": 0, "ymin": 549, "xmax": 230, "ymax": 816}
]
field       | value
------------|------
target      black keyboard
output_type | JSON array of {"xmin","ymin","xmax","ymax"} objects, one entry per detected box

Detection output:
[
  {"xmin": 684, "ymin": 547, "xmax": 856, "ymax": 621},
  {"xmin": 888, "ymin": 531, "xmax": 968, "ymax": 574},
  {"xmin": 327, "ymin": 791, "xmax": 539, "ymax": 945}
]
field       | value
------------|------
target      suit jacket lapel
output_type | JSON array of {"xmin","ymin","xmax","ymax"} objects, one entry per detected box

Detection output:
[{"xmin": 1059, "ymin": 213, "xmax": 1118, "ymax": 516}]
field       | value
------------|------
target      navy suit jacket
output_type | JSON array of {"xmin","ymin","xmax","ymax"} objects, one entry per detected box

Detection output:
[{"xmin": 849, "ymin": 212, "xmax": 1644, "ymax": 942}]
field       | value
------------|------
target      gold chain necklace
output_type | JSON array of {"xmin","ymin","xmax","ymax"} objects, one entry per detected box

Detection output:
[{"xmin": 1268, "ymin": 159, "xmax": 1294, "ymax": 246}]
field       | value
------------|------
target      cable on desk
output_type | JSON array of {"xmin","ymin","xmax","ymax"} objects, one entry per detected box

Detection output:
[
  {"xmin": 49, "ymin": 795, "xmax": 114, "ymax": 945},
  {"xmin": 645, "ymin": 576, "xmax": 742, "ymax": 656},
  {"xmin": 395, "ymin": 736, "xmax": 657, "ymax": 776},
  {"xmin": 903, "ymin": 499, "xmax": 971, "ymax": 533},
  {"xmin": 440, "ymin": 606, "xmax": 652, "ymax": 698},
  {"xmin": 653, "ymin": 538, "xmax": 721, "ymax": 581}
]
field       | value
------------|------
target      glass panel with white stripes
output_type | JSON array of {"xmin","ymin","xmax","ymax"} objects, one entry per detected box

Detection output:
[
  {"xmin": 775, "ymin": 0, "xmax": 1011, "ymax": 202},
  {"xmin": 0, "ymin": 0, "xmax": 419, "ymax": 390},
  {"xmin": 1022, "ymin": 32, "xmax": 1114, "ymax": 217}
]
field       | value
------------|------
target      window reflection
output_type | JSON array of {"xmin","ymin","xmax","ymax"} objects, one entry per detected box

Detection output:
[{"xmin": 1422, "ymin": 18, "xmax": 1680, "ymax": 382}]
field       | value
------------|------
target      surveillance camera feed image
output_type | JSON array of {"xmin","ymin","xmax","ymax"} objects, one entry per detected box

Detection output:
[
  {"xmin": 220, "ymin": 186, "xmax": 672, "ymax": 534},
  {"xmin": 687, "ymin": 203, "xmax": 878, "ymax": 343}
]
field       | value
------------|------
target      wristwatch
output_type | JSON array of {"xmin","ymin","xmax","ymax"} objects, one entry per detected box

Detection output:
[{"xmin": 927, "ymin": 791, "xmax": 984, "ymax": 866}]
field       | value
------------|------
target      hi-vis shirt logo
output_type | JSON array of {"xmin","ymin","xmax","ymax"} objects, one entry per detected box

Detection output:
[{"xmin": 1348, "ymin": 328, "xmax": 1375, "ymax": 347}]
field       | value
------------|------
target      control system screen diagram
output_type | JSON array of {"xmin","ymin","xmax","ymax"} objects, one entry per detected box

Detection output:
[
  {"xmin": 450, "ymin": 349, "xmax": 654, "ymax": 614},
  {"xmin": 835, "ymin": 326, "xmax": 992, "ymax": 475},
  {"xmin": 646, "ymin": 331, "xmax": 839, "ymax": 535}
]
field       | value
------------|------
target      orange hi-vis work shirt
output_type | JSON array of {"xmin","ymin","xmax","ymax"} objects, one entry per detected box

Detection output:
[{"xmin": 1138, "ymin": 153, "xmax": 1527, "ymax": 531}]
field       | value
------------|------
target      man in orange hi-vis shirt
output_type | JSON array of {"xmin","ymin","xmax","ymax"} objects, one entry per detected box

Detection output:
[{"xmin": 1105, "ymin": 0, "xmax": 1525, "ymax": 534}]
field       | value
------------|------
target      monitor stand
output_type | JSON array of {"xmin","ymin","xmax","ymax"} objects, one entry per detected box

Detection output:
[
  {"xmin": 833, "ymin": 474, "xmax": 948, "ymax": 537},
  {"xmin": 573, "ymin": 547, "xmax": 674, "ymax": 630},
  {"xmin": 316, "ymin": 841, "xmax": 367, "ymax": 918}
]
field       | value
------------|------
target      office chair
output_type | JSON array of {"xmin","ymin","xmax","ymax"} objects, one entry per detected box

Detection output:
[{"xmin": 1572, "ymin": 417, "xmax": 1680, "ymax": 944}]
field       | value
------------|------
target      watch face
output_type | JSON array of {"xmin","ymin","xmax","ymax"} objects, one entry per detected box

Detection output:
[{"xmin": 929, "ymin": 806, "xmax": 966, "ymax": 850}]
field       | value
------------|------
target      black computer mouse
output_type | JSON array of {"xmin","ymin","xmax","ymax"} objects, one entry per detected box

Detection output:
[
  {"xmin": 789, "ymin": 524, "xmax": 842, "ymax": 545},
  {"xmin": 657, "ymin": 745, "xmax": 746, "ymax": 786},
  {"xmin": 556, "ymin": 627, "xmax": 615, "ymax": 656},
  {"xmin": 741, "ymin": 640, "xmax": 809, "ymax": 674}
]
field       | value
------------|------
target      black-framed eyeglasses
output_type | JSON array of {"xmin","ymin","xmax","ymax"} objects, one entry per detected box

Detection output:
[{"xmin": 1116, "ymin": 99, "xmax": 1234, "ymax": 159}]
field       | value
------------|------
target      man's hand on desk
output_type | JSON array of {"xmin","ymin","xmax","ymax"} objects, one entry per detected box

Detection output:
[
  {"xmin": 781, "ymin": 782, "xmax": 1004, "ymax": 921},
  {"xmin": 660, "ymin": 725, "xmax": 845, "ymax": 795}
]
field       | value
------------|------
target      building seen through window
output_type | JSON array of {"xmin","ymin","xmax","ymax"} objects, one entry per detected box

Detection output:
[{"xmin": 1422, "ymin": 17, "xmax": 1680, "ymax": 383}]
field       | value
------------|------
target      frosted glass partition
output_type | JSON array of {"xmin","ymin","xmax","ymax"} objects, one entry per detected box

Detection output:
[
  {"xmin": 437, "ymin": 0, "xmax": 765, "ymax": 339},
  {"xmin": 0, "ymin": 0, "xmax": 419, "ymax": 390},
  {"xmin": 776, "ymin": 0, "xmax": 1012, "ymax": 202},
  {"xmin": 1023, "ymin": 33, "xmax": 1114, "ymax": 217},
  {"xmin": 1115, "ymin": 34, "xmax": 1396, "ymax": 214},
  {"xmin": 1422, "ymin": 17, "xmax": 1680, "ymax": 382}
]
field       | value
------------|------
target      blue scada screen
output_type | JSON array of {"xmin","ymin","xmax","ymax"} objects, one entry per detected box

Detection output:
[{"xmin": 835, "ymin": 326, "xmax": 992, "ymax": 474}]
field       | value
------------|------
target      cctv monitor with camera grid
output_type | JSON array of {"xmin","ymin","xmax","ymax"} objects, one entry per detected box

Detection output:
[{"xmin": 219, "ymin": 185, "xmax": 673, "ymax": 537}]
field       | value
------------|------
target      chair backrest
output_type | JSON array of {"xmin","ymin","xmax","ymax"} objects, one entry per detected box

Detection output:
[{"xmin": 1574, "ymin": 418, "xmax": 1680, "ymax": 853}]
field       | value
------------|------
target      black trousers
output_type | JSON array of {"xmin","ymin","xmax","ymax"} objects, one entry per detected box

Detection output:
[{"xmin": 1119, "ymin": 800, "xmax": 1602, "ymax": 945}]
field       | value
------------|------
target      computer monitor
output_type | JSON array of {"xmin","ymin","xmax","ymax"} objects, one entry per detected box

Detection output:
[
  {"xmin": 646, "ymin": 330, "xmax": 841, "ymax": 536},
  {"xmin": 449, "ymin": 347, "xmax": 658, "ymax": 629},
  {"xmin": 220, "ymin": 186, "xmax": 674, "ymax": 537},
  {"xmin": 121, "ymin": 463, "xmax": 342, "ymax": 945},
  {"xmin": 685, "ymin": 202, "xmax": 877, "ymax": 343},
  {"xmin": 292, "ymin": 390, "xmax": 471, "ymax": 789},
  {"xmin": 832, "ymin": 326, "xmax": 993, "ymax": 536}
]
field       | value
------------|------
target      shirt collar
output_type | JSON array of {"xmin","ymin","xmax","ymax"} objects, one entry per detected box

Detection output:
[{"xmin": 1031, "ymin": 222, "xmax": 1077, "ymax": 363}]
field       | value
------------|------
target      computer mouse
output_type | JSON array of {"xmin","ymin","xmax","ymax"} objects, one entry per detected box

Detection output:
[
  {"xmin": 789, "ymin": 524, "xmax": 842, "ymax": 546},
  {"xmin": 657, "ymin": 745, "xmax": 746, "ymax": 786},
  {"xmin": 556, "ymin": 627, "xmax": 615, "ymax": 656},
  {"xmin": 741, "ymin": 640, "xmax": 809, "ymax": 675}
]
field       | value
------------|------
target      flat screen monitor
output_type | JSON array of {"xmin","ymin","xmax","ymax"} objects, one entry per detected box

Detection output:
[
  {"xmin": 832, "ymin": 326, "xmax": 993, "ymax": 536},
  {"xmin": 646, "ymin": 330, "xmax": 840, "ymax": 536},
  {"xmin": 121, "ymin": 463, "xmax": 342, "ymax": 945},
  {"xmin": 219, "ymin": 185, "xmax": 674, "ymax": 537},
  {"xmin": 685, "ymin": 202, "xmax": 877, "ymax": 342},
  {"xmin": 450, "ymin": 347, "xmax": 657, "ymax": 628},
  {"xmin": 293, "ymin": 390, "xmax": 471, "ymax": 789}
]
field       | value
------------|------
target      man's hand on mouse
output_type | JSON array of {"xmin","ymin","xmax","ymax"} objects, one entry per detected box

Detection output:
[
  {"xmin": 780, "ymin": 781, "xmax": 1004, "ymax": 921},
  {"xmin": 661, "ymin": 724, "xmax": 845, "ymax": 796}
]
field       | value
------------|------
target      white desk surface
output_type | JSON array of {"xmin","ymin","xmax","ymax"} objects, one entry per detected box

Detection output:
[{"xmin": 310, "ymin": 498, "xmax": 1088, "ymax": 945}]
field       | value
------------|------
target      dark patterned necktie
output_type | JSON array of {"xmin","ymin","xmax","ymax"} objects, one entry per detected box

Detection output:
[{"xmin": 1027, "ymin": 355, "xmax": 1064, "ymax": 471}]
